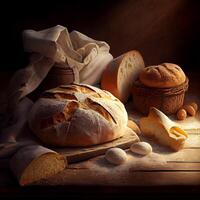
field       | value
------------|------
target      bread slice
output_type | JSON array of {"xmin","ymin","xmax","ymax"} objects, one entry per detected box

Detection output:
[
  {"xmin": 101, "ymin": 50, "xmax": 145, "ymax": 103},
  {"xmin": 140, "ymin": 107, "xmax": 188, "ymax": 151},
  {"xmin": 10, "ymin": 145, "xmax": 66, "ymax": 186}
]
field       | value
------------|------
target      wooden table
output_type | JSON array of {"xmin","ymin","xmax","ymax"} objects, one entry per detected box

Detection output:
[{"xmin": 0, "ymin": 71, "xmax": 200, "ymax": 199}]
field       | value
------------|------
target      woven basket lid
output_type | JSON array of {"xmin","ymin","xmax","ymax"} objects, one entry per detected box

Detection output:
[{"xmin": 132, "ymin": 78, "xmax": 189, "ymax": 97}]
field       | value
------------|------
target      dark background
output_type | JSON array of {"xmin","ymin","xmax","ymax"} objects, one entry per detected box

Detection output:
[
  {"xmin": 0, "ymin": 0, "xmax": 200, "ymax": 73},
  {"xmin": 0, "ymin": 1, "xmax": 200, "ymax": 199}
]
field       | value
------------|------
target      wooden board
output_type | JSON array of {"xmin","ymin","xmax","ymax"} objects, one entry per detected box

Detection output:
[
  {"xmin": 54, "ymin": 129, "xmax": 139, "ymax": 163},
  {"xmin": 37, "ymin": 133, "xmax": 200, "ymax": 186},
  {"xmin": 37, "ymin": 149, "xmax": 200, "ymax": 186}
]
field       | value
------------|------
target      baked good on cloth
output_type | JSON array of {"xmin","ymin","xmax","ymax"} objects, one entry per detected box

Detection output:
[
  {"xmin": 101, "ymin": 50, "xmax": 145, "ymax": 103},
  {"xmin": 10, "ymin": 145, "xmax": 66, "ymax": 186},
  {"xmin": 132, "ymin": 63, "xmax": 189, "ymax": 114},
  {"xmin": 28, "ymin": 84, "xmax": 129, "ymax": 147},
  {"xmin": 140, "ymin": 107, "xmax": 188, "ymax": 151},
  {"xmin": 139, "ymin": 63, "xmax": 186, "ymax": 88}
]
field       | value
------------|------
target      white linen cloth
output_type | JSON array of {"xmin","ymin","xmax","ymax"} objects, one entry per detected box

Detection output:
[
  {"xmin": 8, "ymin": 25, "xmax": 113, "ymax": 111},
  {"xmin": 0, "ymin": 25, "xmax": 113, "ymax": 159}
]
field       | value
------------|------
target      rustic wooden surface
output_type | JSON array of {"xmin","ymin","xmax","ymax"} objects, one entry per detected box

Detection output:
[
  {"xmin": 35, "ymin": 122, "xmax": 200, "ymax": 186},
  {"xmin": 0, "ymin": 72, "xmax": 199, "ymax": 190},
  {"xmin": 34, "ymin": 89, "xmax": 200, "ymax": 186}
]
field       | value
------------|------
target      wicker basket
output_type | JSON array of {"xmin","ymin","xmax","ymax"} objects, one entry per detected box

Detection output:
[
  {"xmin": 132, "ymin": 78, "xmax": 189, "ymax": 115},
  {"xmin": 29, "ymin": 66, "xmax": 76, "ymax": 101},
  {"xmin": 42, "ymin": 67, "xmax": 75, "ymax": 89}
]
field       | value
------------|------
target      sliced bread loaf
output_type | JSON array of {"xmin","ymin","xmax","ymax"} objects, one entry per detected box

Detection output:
[
  {"xmin": 10, "ymin": 145, "xmax": 66, "ymax": 186},
  {"xmin": 101, "ymin": 50, "xmax": 145, "ymax": 103}
]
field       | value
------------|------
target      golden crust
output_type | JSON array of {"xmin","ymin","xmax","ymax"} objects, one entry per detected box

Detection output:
[
  {"xmin": 28, "ymin": 84, "xmax": 128, "ymax": 147},
  {"xmin": 139, "ymin": 63, "xmax": 186, "ymax": 88}
]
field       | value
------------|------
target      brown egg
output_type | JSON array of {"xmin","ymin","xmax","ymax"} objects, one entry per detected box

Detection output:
[
  {"xmin": 189, "ymin": 102, "xmax": 198, "ymax": 112},
  {"xmin": 184, "ymin": 105, "xmax": 196, "ymax": 116},
  {"xmin": 177, "ymin": 109, "xmax": 187, "ymax": 120}
]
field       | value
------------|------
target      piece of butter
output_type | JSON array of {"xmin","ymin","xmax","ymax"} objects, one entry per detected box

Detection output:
[
  {"xmin": 140, "ymin": 107, "xmax": 189, "ymax": 151},
  {"xmin": 170, "ymin": 126, "xmax": 188, "ymax": 138}
]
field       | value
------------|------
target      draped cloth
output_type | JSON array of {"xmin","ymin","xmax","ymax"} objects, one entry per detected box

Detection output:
[
  {"xmin": 0, "ymin": 25, "xmax": 113, "ymax": 160},
  {"xmin": 8, "ymin": 25, "xmax": 113, "ymax": 112}
]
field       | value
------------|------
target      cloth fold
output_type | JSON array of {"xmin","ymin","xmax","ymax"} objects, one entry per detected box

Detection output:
[
  {"xmin": 7, "ymin": 25, "xmax": 113, "ymax": 112},
  {"xmin": 0, "ymin": 98, "xmax": 37, "ymax": 158},
  {"xmin": 23, "ymin": 25, "xmax": 112, "ymax": 77},
  {"xmin": 0, "ymin": 25, "xmax": 113, "ymax": 160}
]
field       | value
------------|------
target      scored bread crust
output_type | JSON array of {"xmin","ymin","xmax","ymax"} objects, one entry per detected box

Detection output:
[
  {"xmin": 139, "ymin": 63, "xmax": 186, "ymax": 88},
  {"xmin": 101, "ymin": 50, "xmax": 145, "ymax": 103},
  {"xmin": 28, "ymin": 84, "xmax": 128, "ymax": 147}
]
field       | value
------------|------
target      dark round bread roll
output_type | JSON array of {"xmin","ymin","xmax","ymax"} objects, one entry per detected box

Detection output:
[{"xmin": 139, "ymin": 63, "xmax": 186, "ymax": 88}]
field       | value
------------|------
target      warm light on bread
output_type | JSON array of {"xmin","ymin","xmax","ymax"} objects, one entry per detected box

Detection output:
[
  {"xmin": 132, "ymin": 63, "xmax": 188, "ymax": 114},
  {"xmin": 101, "ymin": 50, "xmax": 145, "ymax": 103},
  {"xmin": 28, "ymin": 84, "xmax": 128, "ymax": 147},
  {"xmin": 139, "ymin": 63, "xmax": 186, "ymax": 88}
]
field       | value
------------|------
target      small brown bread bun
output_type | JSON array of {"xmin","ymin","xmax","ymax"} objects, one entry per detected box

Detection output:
[
  {"xmin": 28, "ymin": 84, "xmax": 128, "ymax": 147},
  {"xmin": 177, "ymin": 108, "xmax": 187, "ymax": 120},
  {"xmin": 189, "ymin": 102, "xmax": 198, "ymax": 112},
  {"xmin": 184, "ymin": 105, "xmax": 196, "ymax": 116},
  {"xmin": 139, "ymin": 63, "xmax": 186, "ymax": 88}
]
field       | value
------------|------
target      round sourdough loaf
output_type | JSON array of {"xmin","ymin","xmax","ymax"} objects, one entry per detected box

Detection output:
[
  {"xmin": 101, "ymin": 50, "xmax": 145, "ymax": 103},
  {"xmin": 28, "ymin": 84, "xmax": 128, "ymax": 147},
  {"xmin": 139, "ymin": 63, "xmax": 186, "ymax": 88}
]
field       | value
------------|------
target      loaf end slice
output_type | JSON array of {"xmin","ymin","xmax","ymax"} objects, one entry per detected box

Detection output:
[
  {"xmin": 10, "ymin": 145, "xmax": 66, "ymax": 186},
  {"xmin": 101, "ymin": 50, "xmax": 145, "ymax": 103}
]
